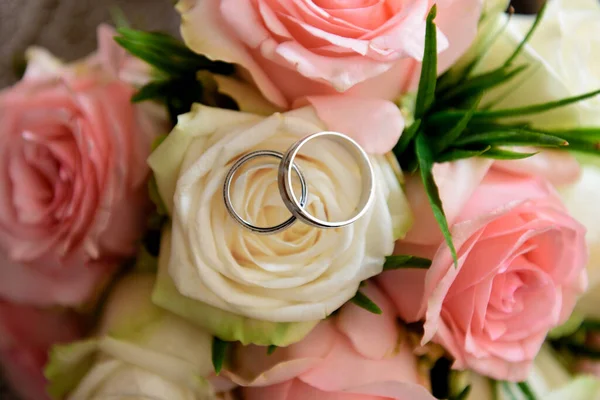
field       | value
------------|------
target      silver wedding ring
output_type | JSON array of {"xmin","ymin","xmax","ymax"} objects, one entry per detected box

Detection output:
[
  {"xmin": 223, "ymin": 132, "xmax": 375, "ymax": 234},
  {"xmin": 223, "ymin": 150, "xmax": 307, "ymax": 234}
]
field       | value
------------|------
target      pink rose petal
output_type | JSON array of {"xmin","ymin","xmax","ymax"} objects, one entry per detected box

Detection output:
[{"xmin": 302, "ymin": 95, "xmax": 405, "ymax": 154}]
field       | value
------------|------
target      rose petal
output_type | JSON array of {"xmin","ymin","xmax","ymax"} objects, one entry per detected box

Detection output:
[
  {"xmin": 301, "ymin": 96, "xmax": 405, "ymax": 154},
  {"xmin": 493, "ymin": 150, "xmax": 582, "ymax": 187},
  {"xmin": 335, "ymin": 283, "xmax": 399, "ymax": 360}
]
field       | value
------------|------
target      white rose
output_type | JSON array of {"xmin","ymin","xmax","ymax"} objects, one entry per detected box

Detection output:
[
  {"xmin": 453, "ymin": 346, "xmax": 600, "ymax": 400},
  {"xmin": 45, "ymin": 274, "xmax": 224, "ymax": 400},
  {"xmin": 475, "ymin": 0, "xmax": 600, "ymax": 128},
  {"xmin": 148, "ymin": 99, "xmax": 411, "ymax": 327},
  {"xmin": 560, "ymin": 160, "xmax": 600, "ymax": 319}
]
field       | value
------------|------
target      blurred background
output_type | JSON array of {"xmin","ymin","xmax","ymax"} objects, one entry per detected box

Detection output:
[{"xmin": 0, "ymin": 0, "xmax": 545, "ymax": 398}]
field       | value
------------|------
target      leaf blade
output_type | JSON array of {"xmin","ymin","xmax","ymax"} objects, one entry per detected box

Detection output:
[
  {"xmin": 211, "ymin": 338, "xmax": 229, "ymax": 375},
  {"xmin": 453, "ymin": 130, "xmax": 568, "ymax": 148},
  {"xmin": 429, "ymin": 88, "xmax": 600, "ymax": 125},
  {"xmin": 437, "ymin": 146, "xmax": 491, "ymax": 163},
  {"xmin": 384, "ymin": 255, "xmax": 432, "ymax": 270},
  {"xmin": 394, "ymin": 119, "xmax": 422, "ymax": 156},
  {"xmin": 414, "ymin": 6, "xmax": 438, "ymax": 119},
  {"xmin": 351, "ymin": 291, "xmax": 382, "ymax": 315},
  {"xmin": 415, "ymin": 133, "xmax": 458, "ymax": 266},
  {"xmin": 480, "ymin": 148, "xmax": 538, "ymax": 160},
  {"xmin": 504, "ymin": 1, "xmax": 548, "ymax": 67}
]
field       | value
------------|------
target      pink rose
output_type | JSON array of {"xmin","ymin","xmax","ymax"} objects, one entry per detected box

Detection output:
[
  {"xmin": 226, "ymin": 284, "xmax": 435, "ymax": 400},
  {"xmin": 493, "ymin": 150, "xmax": 582, "ymax": 187},
  {"xmin": 379, "ymin": 166, "xmax": 587, "ymax": 381},
  {"xmin": 0, "ymin": 302, "xmax": 83, "ymax": 400},
  {"xmin": 0, "ymin": 26, "xmax": 167, "ymax": 307},
  {"xmin": 178, "ymin": 0, "xmax": 482, "ymax": 108}
]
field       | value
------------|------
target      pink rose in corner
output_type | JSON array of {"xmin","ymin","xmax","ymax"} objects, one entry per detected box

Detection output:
[
  {"xmin": 177, "ymin": 0, "xmax": 482, "ymax": 108},
  {"xmin": 0, "ymin": 302, "xmax": 83, "ymax": 400},
  {"xmin": 378, "ymin": 164, "xmax": 588, "ymax": 382},
  {"xmin": 226, "ymin": 284, "xmax": 436, "ymax": 400},
  {"xmin": 0, "ymin": 26, "xmax": 167, "ymax": 307}
]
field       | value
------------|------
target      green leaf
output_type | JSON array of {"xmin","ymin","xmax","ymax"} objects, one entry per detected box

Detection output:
[
  {"xmin": 437, "ymin": 146, "xmax": 491, "ymax": 163},
  {"xmin": 452, "ymin": 12, "xmax": 514, "ymax": 82},
  {"xmin": 537, "ymin": 128, "xmax": 600, "ymax": 153},
  {"xmin": 453, "ymin": 130, "xmax": 568, "ymax": 148},
  {"xmin": 384, "ymin": 255, "xmax": 432, "ymax": 270},
  {"xmin": 267, "ymin": 345, "xmax": 277, "ymax": 355},
  {"xmin": 450, "ymin": 385, "xmax": 472, "ymax": 400},
  {"xmin": 517, "ymin": 382, "xmax": 537, "ymax": 400},
  {"xmin": 394, "ymin": 119, "xmax": 422, "ymax": 156},
  {"xmin": 501, "ymin": 382, "xmax": 520, "ymax": 400},
  {"xmin": 430, "ymin": 88, "xmax": 600, "ymax": 125},
  {"xmin": 351, "ymin": 291, "xmax": 382, "ymax": 315},
  {"xmin": 115, "ymin": 29, "xmax": 234, "ymax": 76},
  {"xmin": 503, "ymin": 1, "xmax": 548, "ymax": 67},
  {"xmin": 211, "ymin": 338, "xmax": 229, "ymax": 375},
  {"xmin": 131, "ymin": 81, "xmax": 169, "ymax": 103},
  {"xmin": 415, "ymin": 133, "xmax": 458, "ymax": 266},
  {"xmin": 481, "ymin": 148, "xmax": 538, "ymax": 160},
  {"xmin": 414, "ymin": 6, "xmax": 438, "ymax": 119},
  {"xmin": 581, "ymin": 319, "xmax": 600, "ymax": 332},
  {"xmin": 433, "ymin": 94, "xmax": 483, "ymax": 154},
  {"xmin": 437, "ymin": 65, "xmax": 527, "ymax": 106}
]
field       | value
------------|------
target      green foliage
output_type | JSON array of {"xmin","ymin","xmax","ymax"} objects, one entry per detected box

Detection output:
[
  {"xmin": 499, "ymin": 381, "xmax": 537, "ymax": 400},
  {"xmin": 383, "ymin": 255, "xmax": 432, "ymax": 270},
  {"xmin": 394, "ymin": 0, "xmax": 600, "ymax": 167},
  {"xmin": 211, "ymin": 338, "xmax": 230, "ymax": 375},
  {"xmin": 449, "ymin": 385, "xmax": 471, "ymax": 400},
  {"xmin": 350, "ymin": 291, "xmax": 382, "ymax": 315},
  {"xmin": 392, "ymin": 3, "xmax": 600, "ymax": 267},
  {"xmin": 115, "ymin": 28, "xmax": 238, "ymax": 123}
]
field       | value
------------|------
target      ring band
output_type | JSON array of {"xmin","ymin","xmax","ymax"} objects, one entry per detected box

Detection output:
[
  {"xmin": 278, "ymin": 131, "xmax": 375, "ymax": 229},
  {"xmin": 223, "ymin": 150, "xmax": 308, "ymax": 234}
]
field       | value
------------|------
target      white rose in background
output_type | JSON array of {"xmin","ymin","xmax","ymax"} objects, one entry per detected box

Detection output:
[
  {"xmin": 45, "ymin": 274, "xmax": 226, "ymax": 400},
  {"xmin": 465, "ymin": 0, "xmax": 600, "ymax": 186},
  {"xmin": 149, "ymin": 96, "xmax": 410, "ymax": 332},
  {"xmin": 452, "ymin": 346, "xmax": 600, "ymax": 400},
  {"xmin": 560, "ymin": 160, "xmax": 600, "ymax": 320},
  {"xmin": 476, "ymin": 0, "xmax": 600, "ymax": 127}
]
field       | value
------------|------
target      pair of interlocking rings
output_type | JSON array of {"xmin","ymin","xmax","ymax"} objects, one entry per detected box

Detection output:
[{"xmin": 223, "ymin": 131, "xmax": 375, "ymax": 235}]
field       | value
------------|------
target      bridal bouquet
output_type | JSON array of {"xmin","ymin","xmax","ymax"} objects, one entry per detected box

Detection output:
[{"xmin": 3, "ymin": 0, "xmax": 600, "ymax": 399}]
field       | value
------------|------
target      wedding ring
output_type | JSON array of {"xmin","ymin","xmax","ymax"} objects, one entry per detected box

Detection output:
[
  {"xmin": 223, "ymin": 150, "xmax": 308, "ymax": 234},
  {"xmin": 278, "ymin": 131, "xmax": 375, "ymax": 229}
]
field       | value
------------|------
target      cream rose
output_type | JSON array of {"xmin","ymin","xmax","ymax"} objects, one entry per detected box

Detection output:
[
  {"xmin": 560, "ymin": 160, "xmax": 600, "ymax": 320},
  {"xmin": 45, "ymin": 274, "xmax": 226, "ymax": 400},
  {"xmin": 476, "ymin": 0, "xmax": 600, "ymax": 128},
  {"xmin": 149, "ymin": 98, "xmax": 410, "ymax": 328}
]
